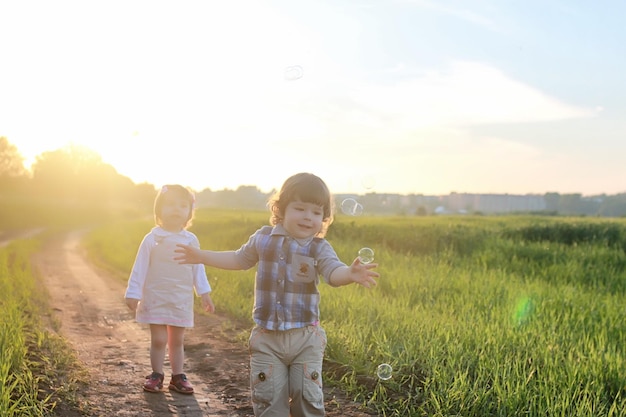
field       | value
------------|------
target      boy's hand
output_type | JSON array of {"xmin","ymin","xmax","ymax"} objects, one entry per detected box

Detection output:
[
  {"xmin": 174, "ymin": 243, "xmax": 202, "ymax": 264},
  {"xmin": 349, "ymin": 257, "xmax": 379, "ymax": 288}
]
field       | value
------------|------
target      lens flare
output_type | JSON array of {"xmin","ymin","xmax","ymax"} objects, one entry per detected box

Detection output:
[{"xmin": 513, "ymin": 296, "xmax": 534, "ymax": 326}]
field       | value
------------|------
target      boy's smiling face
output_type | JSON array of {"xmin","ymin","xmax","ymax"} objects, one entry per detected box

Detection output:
[{"xmin": 281, "ymin": 199, "xmax": 324, "ymax": 239}]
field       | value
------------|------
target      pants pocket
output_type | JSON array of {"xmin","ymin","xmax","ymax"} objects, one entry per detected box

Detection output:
[
  {"xmin": 302, "ymin": 362, "xmax": 323, "ymax": 404},
  {"xmin": 250, "ymin": 363, "xmax": 274, "ymax": 403}
]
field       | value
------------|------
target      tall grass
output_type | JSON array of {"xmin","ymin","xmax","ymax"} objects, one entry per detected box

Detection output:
[
  {"xmin": 0, "ymin": 238, "xmax": 87, "ymax": 416},
  {"xmin": 85, "ymin": 210, "xmax": 626, "ymax": 416}
]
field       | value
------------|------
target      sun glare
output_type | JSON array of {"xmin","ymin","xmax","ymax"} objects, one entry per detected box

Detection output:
[
  {"xmin": 2, "ymin": 0, "xmax": 343, "ymax": 193},
  {"xmin": 2, "ymin": 2, "xmax": 620, "ymax": 196}
]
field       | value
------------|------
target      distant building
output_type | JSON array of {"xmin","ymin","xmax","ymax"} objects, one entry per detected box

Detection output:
[
  {"xmin": 446, "ymin": 193, "xmax": 547, "ymax": 214},
  {"xmin": 195, "ymin": 188, "xmax": 624, "ymax": 216}
]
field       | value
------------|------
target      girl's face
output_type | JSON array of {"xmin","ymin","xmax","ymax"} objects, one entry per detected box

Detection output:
[
  {"xmin": 282, "ymin": 199, "xmax": 324, "ymax": 239},
  {"xmin": 159, "ymin": 195, "xmax": 191, "ymax": 232}
]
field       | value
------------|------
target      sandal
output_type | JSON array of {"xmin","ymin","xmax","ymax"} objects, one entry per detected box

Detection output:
[
  {"xmin": 169, "ymin": 373, "xmax": 194, "ymax": 394},
  {"xmin": 143, "ymin": 371, "xmax": 164, "ymax": 393}
]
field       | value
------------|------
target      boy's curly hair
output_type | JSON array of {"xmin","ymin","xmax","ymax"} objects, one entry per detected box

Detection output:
[{"xmin": 268, "ymin": 173, "xmax": 334, "ymax": 237}]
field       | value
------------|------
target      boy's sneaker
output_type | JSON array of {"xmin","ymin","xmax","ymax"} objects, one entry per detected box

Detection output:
[
  {"xmin": 169, "ymin": 373, "xmax": 194, "ymax": 394},
  {"xmin": 143, "ymin": 371, "xmax": 164, "ymax": 393}
]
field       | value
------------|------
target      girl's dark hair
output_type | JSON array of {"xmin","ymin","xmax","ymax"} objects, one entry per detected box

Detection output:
[
  {"xmin": 154, "ymin": 184, "xmax": 195, "ymax": 228},
  {"xmin": 268, "ymin": 173, "xmax": 334, "ymax": 237}
]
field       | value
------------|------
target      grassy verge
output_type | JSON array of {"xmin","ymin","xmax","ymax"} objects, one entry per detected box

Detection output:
[{"xmin": 0, "ymin": 238, "xmax": 88, "ymax": 416}]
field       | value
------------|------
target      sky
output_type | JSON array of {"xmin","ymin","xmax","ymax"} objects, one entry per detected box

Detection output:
[{"xmin": 1, "ymin": 0, "xmax": 625, "ymax": 196}]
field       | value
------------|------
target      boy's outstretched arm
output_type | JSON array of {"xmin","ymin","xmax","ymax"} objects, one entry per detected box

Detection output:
[
  {"xmin": 174, "ymin": 244, "xmax": 243, "ymax": 270},
  {"xmin": 329, "ymin": 258, "xmax": 379, "ymax": 288}
]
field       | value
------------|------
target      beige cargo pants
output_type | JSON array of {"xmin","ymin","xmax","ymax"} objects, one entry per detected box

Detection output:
[{"xmin": 248, "ymin": 325, "xmax": 327, "ymax": 417}]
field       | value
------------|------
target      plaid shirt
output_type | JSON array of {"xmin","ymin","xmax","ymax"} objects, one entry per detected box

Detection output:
[{"xmin": 234, "ymin": 224, "xmax": 345, "ymax": 331}]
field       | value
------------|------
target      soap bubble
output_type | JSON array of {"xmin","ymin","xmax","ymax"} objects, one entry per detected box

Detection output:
[
  {"xmin": 284, "ymin": 65, "xmax": 303, "ymax": 81},
  {"xmin": 361, "ymin": 175, "xmax": 376, "ymax": 190},
  {"xmin": 341, "ymin": 198, "xmax": 363, "ymax": 216},
  {"xmin": 358, "ymin": 247, "xmax": 374, "ymax": 264},
  {"xmin": 376, "ymin": 363, "xmax": 392, "ymax": 380}
]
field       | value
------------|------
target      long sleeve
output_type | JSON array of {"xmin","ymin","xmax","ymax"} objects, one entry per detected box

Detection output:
[
  {"xmin": 315, "ymin": 239, "xmax": 346, "ymax": 286},
  {"xmin": 189, "ymin": 232, "xmax": 211, "ymax": 295},
  {"xmin": 192, "ymin": 263, "xmax": 211, "ymax": 295},
  {"xmin": 124, "ymin": 233, "xmax": 153, "ymax": 299}
]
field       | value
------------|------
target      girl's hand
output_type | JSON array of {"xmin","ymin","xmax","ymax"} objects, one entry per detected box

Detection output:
[
  {"xmin": 174, "ymin": 243, "xmax": 202, "ymax": 264},
  {"xmin": 201, "ymin": 292, "xmax": 215, "ymax": 313},
  {"xmin": 349, "ymin": 257, "xmax": 379, "ymax": 288},
  {"xmin": 125, "ymin": 298, "xmax": 139, "ymax": 311}
]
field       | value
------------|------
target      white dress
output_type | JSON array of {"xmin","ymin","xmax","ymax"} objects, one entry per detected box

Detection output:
[{"xmin": 125, "ymin": 227, "xmax": 211, "ymax": 328}]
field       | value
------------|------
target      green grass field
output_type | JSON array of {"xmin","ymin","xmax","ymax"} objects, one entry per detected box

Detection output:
[
  {"xmin": 81, "ymin": 209, "xmax": 626, "ymax": 416},
  {"xmin": 2, "ymin": 209, "xmax": 622, "ymax": 416}
]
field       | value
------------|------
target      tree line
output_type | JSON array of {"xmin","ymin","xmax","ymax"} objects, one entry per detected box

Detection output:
[
  {"xmin": 0, "ymin": 137, "xmax": 155, "ymax": 229},
  {"xmin": 2, "ymin": 136, "xmax": 626, "ymax": 229}
]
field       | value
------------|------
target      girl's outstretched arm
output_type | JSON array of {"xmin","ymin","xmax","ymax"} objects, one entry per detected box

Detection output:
[{"xmin": 174, "ymin": 244, "xmax": 243, "ymax": 270}]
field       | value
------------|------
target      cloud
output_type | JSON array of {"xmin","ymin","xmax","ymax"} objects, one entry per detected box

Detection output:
[
  {"xmin": 286, "ymin": 61, "xmax": 596, "ymax": 139},
  {"xmin": 400, "ymin": 0, "xmax": 498, "ymax": 31}
]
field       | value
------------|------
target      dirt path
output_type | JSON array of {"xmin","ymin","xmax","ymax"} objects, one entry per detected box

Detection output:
[{"xmin": 35, "ymin": 230, "xmax": 375, "ymax": 417}]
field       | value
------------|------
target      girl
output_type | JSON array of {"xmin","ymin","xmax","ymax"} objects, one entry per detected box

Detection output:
[
  {"xmin": 125, "ymin": 184, "xmax": 215, "ymax": 394},
  {"xmin": 174, "ymin": 173, "xmax": 379, "ymax": 416}
]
